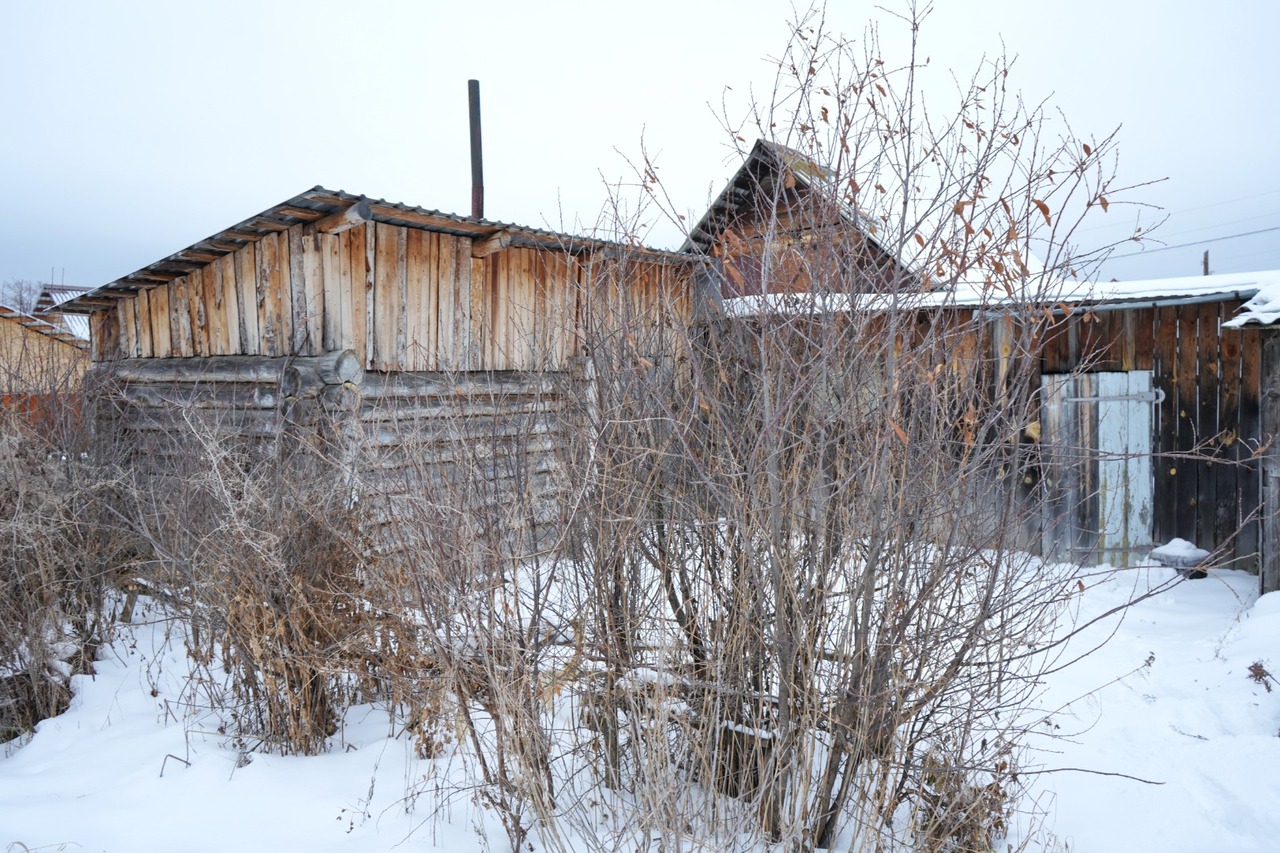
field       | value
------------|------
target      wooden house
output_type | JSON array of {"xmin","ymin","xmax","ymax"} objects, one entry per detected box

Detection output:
[
  {"xmin": 680, "ymin": 140, "xmax": 1274, "ymax": 581},
  {"xmin": 727, "ymin": 271, "xmax": 1272, "ymax": 576},
  {"xmin": 0, "ymin": 304, "xmax": 90, "ymax": 438},
  {"xmin": 682, "ymin": 140, "xmax": 911, "ymax": 298},
  {"xmin": 61, "ymin": 187, "xmax": 696, "ymax": 553},
  {"xmin": 1220, "ymin": 283, "xmax": 1280, "ymax": 592}
]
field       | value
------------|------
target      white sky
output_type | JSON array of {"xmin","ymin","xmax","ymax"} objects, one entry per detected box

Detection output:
[{"xmin": 5, "ymin": 0, "xmax": 1279, "ymax": 289}]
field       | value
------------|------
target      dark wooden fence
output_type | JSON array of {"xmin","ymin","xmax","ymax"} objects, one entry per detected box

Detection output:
[{"xmin": 1036, "ymin": 299, "xmax": 1261, "ymax": 569}]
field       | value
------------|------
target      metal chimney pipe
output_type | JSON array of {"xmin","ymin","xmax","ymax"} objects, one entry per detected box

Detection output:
[{"xmin": 468, "ymin": 79, "xmax": 484, "ymax": 219}]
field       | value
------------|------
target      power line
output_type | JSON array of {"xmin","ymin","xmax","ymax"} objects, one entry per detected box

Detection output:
[
  {"xmin": 1108, "ymin": 225, "xmax": 1280, "ymax": 259},
  {"xmin": 1078, "ymin": 188, "xmax": 1280, "ymax": 235}
]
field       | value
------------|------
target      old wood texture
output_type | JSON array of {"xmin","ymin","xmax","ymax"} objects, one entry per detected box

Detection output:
[
  {"xmin": 1021, "ymin": 301, "xmax": 1261, "ymax": 570},
  {"xmin": 89, "ymin": 220, "xmax": 693, "ymax": 376},
  {"xmin": 92, "ymin": 347, "xmax": 578, "ymax": 562},
  {"xmin": 1260, "ymin": 330, "xmax": 1280, "ymax": 593}
]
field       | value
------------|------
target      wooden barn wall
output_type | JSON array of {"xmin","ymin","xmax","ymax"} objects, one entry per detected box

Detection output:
[
  {"xmin": 92, "ymin": 354, "xmax": 576, "ymax": 561},
  {"xmin": 346, "ymin": 371, "xmax": 573, "ymax": 559},
  {"xmin": 1034, "ymin": 301, "xmax": 1260, "ymax": 569},
  {"xmin": 90, "ymin": 222, "xmax": 692, "ymax": 373}
]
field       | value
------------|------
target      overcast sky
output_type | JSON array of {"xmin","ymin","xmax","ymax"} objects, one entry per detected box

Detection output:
[{"xmin": 5, "ymin": 0, "xmax": 1279, "ymax": 292}]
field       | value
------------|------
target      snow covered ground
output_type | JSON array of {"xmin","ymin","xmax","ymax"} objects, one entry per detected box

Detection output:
[{"xmin": 2, "ymin": 563, "xmax": 1279, "ymax": 852}]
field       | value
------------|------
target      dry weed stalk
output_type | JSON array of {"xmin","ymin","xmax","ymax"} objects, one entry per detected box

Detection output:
[{"xmin": 0, "ymin": 323, "xmax": 121, "ymax": 745}]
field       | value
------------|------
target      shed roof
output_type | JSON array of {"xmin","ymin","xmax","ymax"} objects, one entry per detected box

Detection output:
[{"xmin": 62, "ymin": 187, "xmax": 692, "ymax": 315}]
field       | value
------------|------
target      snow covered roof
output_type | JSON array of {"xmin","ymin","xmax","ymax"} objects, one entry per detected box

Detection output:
[
  {"xmin": 1221, "ymin": 271, "xmax": 1280, "ymax": 328},
  {"xmin": 35, "ymin": 285, "xmax": 91, "ymax": 311},
  {"xmin": 30, "ymin": 286, "xmax": 92, "ymax": 343},
  {"xmin": 726, "ymin": 269, "xmax": 1277, "ymax": 317}
]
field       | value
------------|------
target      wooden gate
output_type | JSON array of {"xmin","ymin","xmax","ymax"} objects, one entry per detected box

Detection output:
[{"xmin": 1041, "ymin": 371, "xmax": 1156, "ymax": 566}]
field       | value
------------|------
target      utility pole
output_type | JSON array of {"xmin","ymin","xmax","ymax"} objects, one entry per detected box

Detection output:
[{"xmin": 1203, "ymin": 249, "xmax": 1210, "ymax": 276}]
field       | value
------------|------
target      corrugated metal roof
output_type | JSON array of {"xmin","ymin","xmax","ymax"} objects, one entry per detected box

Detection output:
[
  {"xmin": 0, "ymin": 304, "xmax": 90, "ymax": 350},
  {"xmin": 32, "ymin": 286, "xmax": 92, "ymax": 343},
  {"xmin": 62, "ymin": 186, "xmax": 693, "ymax": 315},
  {"xmin": 726, "ymin": 270, "xmax": 1278, "ymax": 317}
]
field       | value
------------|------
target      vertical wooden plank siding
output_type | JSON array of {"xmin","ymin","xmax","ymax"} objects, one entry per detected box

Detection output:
[
  {"xmin": 276, "ymin": 232, "xmax": 294, "ymax": 356},
  {"xmin": 218, "ymin": 253, "xmax": 241, "ymax": 355},
  {"xmin": 235, "ymin": 245, "xmax": 259, "ymax": 356},
  {"xmin": 256, "ymin": 234, "xmax": 280, "ymax": 356},
  {"xmin": 82, "ymin": 225, "xmax": 691, "ymax": 372},
  {"xmin": 363, "ymin": 222, "xmax": 376, "ymax": 370},
  {"xmin": 470, "ymin": 256, "xmax": 487, "ymax": 371},
  {"xmin": 1217, "ymin": 312, "xmax": 1245, "ymax": 557},
  {"xmin": 404, "ymin": 228, "xmax": 429, "ymax": 370},
  {"xmin": 321, "ymin": 232, "xmax": 342, "ymax": 352},
  {"xmin": 136, "ymin": 288, "xmax": 154, "ymax": 358},
  {"xmin": 150, "ymin": 285, "xmax": 172, "ymax": 358},
  {"xmin": 1261, "ymin": 330, "xmax": 1280, "ymax": 592},
  {"xmin": 1175, "ymin": 306, "xmax": 1200, "ymax": 541},
  {"xmin": 372, "ymin": 222, "xmax": 401, "ymax": 371},
  {"xmin": 1151, "ymin": 306, "xmax": 1178, "ymax": 545},
  {"xmin": 340, "ymin": 225, "xmax": 370, "ymax": 367},
  {"xmin": 1196, "ymin": 302, "xmax": 1222, "ymax": 549},
  {"xmin": 117, "ymin": 300, "xmax": 136, "ymax": 359},
  {"xmin": 301, "ymin": 226, "xmax": 325, "ymax": 356},
  {"xmin": 189, "ymin": 267, "xmax": 209, "ymax": 357},
  {"xmin": 206, "ymin": 259, "xmax": 226, "ymax": 354},
  {"xmin": 90, "ymin": 311, "xmax": 119, "ymax": 361},
  {"xmin": 492, "ymin": 251, "xmax": 508, "ymax": 369},
  {"xmin": 172, "ymin": 277, "xmax": 194, "ymax": 358},
  {"xmin": 451, "ymin": 238, "xmax": 472, "ymax": 371},
  {"xmin": 288, "ymin": 226, "xmax": 309, "ymax": 355},
  {"xmin": 1132, "ymin": 308, "xmax": 1155, "ymax": 371},
  {"xmin": 1237, "ymin": 326, "xmax": 1263, "ymax": 569},
  {"xmin": 434, "ymin": 232, "xmax": 454, "ymax": 371},
  {"xmin": 512, "ymin": 248, "xmax": 535, "ymax": 369}
]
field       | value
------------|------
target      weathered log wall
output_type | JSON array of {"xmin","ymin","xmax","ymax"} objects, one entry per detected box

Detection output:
[{"xmin": 93, "ymin": 352, "xmax": 574, "ymax": 561}]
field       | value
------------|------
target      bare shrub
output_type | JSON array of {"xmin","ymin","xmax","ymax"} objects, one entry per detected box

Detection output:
[
  {"xmin": 112, "ymin": 408, "xmax": 402, "ymax": 756},
  {"xmin": 520, "ymin": 5, "xmax": 1144, "ymax": 849},
  {"xmin": 0, "ymin": 320, "xmax": 121, "ymax": 745}
]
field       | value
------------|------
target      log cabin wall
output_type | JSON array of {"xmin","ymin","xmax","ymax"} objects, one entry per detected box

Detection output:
[{"xmin": 78, "ymin": 192, "xmax": 694, "ymax": 562}]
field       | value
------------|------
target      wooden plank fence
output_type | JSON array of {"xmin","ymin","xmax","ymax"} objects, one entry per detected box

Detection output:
[{"xmin": 1026, "ymin": 301, "xmax": 1260, "ymax": 569}]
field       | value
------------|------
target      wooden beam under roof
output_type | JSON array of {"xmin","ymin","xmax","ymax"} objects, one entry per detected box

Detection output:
[
  {"xmin": 314, "ymin": 198, "xmax": 372, "ymax": 235},
  {"xmin": 273, "ymin": 205, "xmax": 329, "ymax": 221},
  {"xmin": 472, "ymin": 230, "xmax": 512, "ymax": 258},
  {"xmin": 243, "ymin": 216, "xmax": 292, "ymax": 232}
]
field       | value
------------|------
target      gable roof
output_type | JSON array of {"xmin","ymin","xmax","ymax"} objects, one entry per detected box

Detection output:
[
  {"xmin": 32, "ymin": 286, "xmax": 91, "ymax": 342},
  {"xmin": 62, "ymin": 186, "xmax": 692, "ymax": 315},
  {"xmin": 34, "ymin": 285, "xmax": 91, "ymax": 312},
  {"xmin": 680, "ymin": 139, "xmax": 905, "ymax": 270}
]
